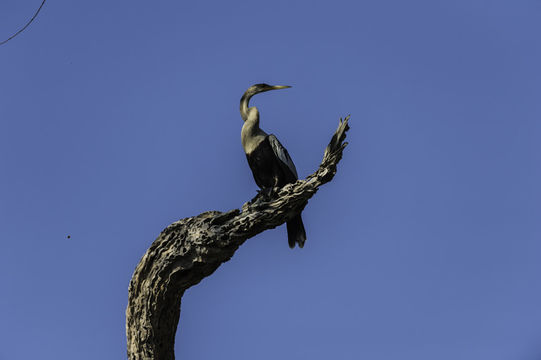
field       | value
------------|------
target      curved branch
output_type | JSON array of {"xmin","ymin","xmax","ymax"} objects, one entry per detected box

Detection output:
[{"xmin": 126, "ymin": 116, "xmax": 350, "ymax": 360}]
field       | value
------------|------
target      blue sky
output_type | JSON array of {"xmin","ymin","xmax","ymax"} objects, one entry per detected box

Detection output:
[{"xmin": 1, "ymin": 0, "xmax": 540, "ymax": 359}]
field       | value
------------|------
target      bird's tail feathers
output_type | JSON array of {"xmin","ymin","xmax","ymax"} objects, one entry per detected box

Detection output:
[{"xmin": 287, "ymin": 214, "xmax": 306, "ymax": 249}]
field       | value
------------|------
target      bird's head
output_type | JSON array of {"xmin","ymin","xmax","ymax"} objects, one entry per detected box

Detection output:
[
  {"xmin": 240, "ymin": 83, "xmax": 291, "ymax": 121},
  {"xmin": 244, "ymin": 83, "xmax": 291, "ymax": 97}
]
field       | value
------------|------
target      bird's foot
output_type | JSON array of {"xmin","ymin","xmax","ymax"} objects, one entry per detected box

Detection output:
[{"xmin": 258, "ymin": 187, "xmax": 278, "ymax": 200}]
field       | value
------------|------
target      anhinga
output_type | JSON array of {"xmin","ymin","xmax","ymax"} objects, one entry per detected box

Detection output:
[{"xmin": 240, "ymin": 83, "xmax": 306, "ymax": 248}]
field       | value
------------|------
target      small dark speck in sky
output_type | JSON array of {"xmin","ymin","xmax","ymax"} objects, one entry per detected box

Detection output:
[{"xmin": 67, "ymin": 235, "xmax": 71, "ymax": 239}]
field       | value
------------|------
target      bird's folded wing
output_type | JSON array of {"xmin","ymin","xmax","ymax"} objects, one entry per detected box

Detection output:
[{"xmin": 268, "ymin": 134, "xmax": 298, "ymax": 180}]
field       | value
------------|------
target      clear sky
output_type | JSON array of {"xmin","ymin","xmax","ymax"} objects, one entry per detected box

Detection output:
[{"xmin": 1, "ymin": 0, "xmax": 540, "ymax": 359}]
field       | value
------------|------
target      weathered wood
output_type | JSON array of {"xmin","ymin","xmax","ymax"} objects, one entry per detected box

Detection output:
[{"xmin": 126, "ymin": 116, "xmax": 350, "ymax": 360}]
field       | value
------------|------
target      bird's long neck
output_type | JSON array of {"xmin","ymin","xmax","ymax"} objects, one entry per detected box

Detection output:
[
  {"xmin": 240, "ymin": 92, "xmax": 252, "ymax": 122},
  {"xmin": 241, "ymin": 106, "xmax": 267, "ymax": 153}
]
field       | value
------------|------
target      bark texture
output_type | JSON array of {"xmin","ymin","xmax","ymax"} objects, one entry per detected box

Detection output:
[{"xmin": 126, "ymin": 116, "xmax": 350, "ymax": 360}]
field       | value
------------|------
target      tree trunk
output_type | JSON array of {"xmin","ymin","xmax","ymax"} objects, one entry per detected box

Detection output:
[{"xmin": 126, "ymin": 116, "xmax": 350, "ymax": 360}]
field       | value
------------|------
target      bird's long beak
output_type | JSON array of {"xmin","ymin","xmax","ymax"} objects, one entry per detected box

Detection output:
[{"xmin": 270, "ymin": 85, "xmax": 291, "ymax": 90}]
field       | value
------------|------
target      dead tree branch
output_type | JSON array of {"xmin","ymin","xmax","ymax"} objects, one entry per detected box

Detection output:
[{"xmin": 126, "ymin": 116, "xmax": 350, "ymax": 360}]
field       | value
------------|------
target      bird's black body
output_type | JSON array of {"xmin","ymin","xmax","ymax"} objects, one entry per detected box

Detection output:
[
  {"xmin": 246, "ymin": 135, "xmax": 306, "ymax": 248},
  {"xmin": 246, "ymin": 135, "xmax": 296, "ymax": 189},
  {"xmin": 240, "ymin": 83, "xmax": 307, "ymax": 248}
]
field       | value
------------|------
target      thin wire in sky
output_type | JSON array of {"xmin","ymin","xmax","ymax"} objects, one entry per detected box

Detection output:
[{"xmin": 0, "ymin": 0, "xmax": 47, "ymax": 46}]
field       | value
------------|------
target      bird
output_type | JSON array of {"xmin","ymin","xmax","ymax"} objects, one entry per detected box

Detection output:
[{"xmin": 240, "ymin": 83, "xmax": 306, "ymax": 248}]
